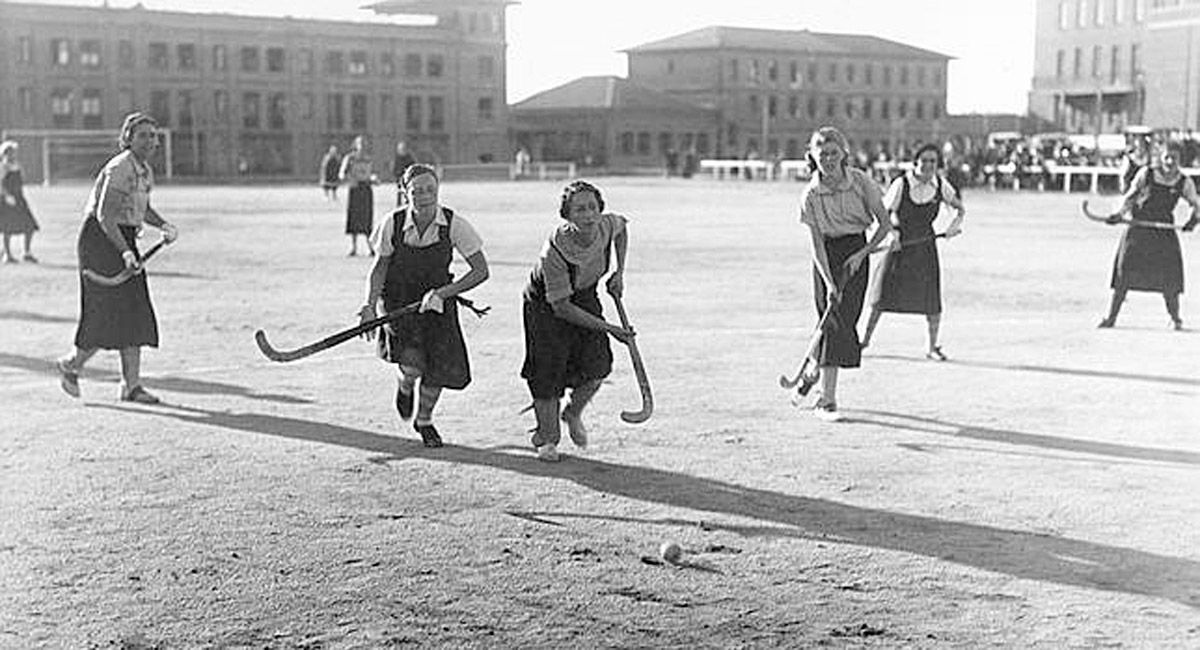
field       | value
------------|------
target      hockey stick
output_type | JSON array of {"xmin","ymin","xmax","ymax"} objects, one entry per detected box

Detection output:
[
  {"xmin": 81, "ymin": 237, "xmax": 170, "ymax": 287},
  {"xmin": 610, "ymin": 293, "xmax": 653, "ymax": 424},
  {"xmin": 254, "ymin": 296, "xmax": 489, "ymax": 363},
  {"xmin": 1081, "ymin": 199, "xmax": 1188, "ymax": 231}
]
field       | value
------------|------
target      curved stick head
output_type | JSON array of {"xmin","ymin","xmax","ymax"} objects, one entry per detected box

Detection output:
[
  {"xmin": 254, "ymin": 330, "xmax": 287, "ymax": 362},
  {"xmin": 620, "ymin": 407, "xmax": 652, "ymax": 424}
]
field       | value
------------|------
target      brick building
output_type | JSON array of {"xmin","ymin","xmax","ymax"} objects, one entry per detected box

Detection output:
[
  {"xmin": 1029, "ymin": 0, "xmax": 1200, "ymax": 133},
  {"xmin": 509, "ymin": 75, "xmax": 717, "ymax": 171},
  {"xmin": 0, "ymin": 0, "xmax": 511, "ymax": 181},
  {"xmin": 623, "ymin": 26, "xmax": 952, "ymax": 159}
]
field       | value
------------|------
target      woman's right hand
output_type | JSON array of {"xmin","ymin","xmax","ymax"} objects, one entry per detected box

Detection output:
[
  {"xmin": 358, "ymin": 304, "xmax": 378, "ymax": 340},
  {"xmin": 121, "ymin": 250, "xmax": 140, "ymax": 271},
  {"xmin": 609, "ymin": 324, "xmax": 637, "ymax": 345}
]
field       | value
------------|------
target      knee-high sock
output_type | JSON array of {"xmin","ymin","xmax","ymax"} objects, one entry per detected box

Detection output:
[
  {"xmin": 532, "ymin": 398, "xmax": 561, "ymax": 447},
  {"xmin": 563, "ymin": 379, "xmax": 603, "ymax": 418},
  {"xmin": 1165, "ymin": 292, "xmax": 1182, "ymax": 322},
  {"xmin": 415, "ymin": 383, "xmax": 441, "ymax": 425},
  {"xmin": 398, "ymin": 364, "xmax": 420, "ymax": 394},
  {"xmin": 1105, "ymin": 287, "xmax": 1128, "ymax": 322}
]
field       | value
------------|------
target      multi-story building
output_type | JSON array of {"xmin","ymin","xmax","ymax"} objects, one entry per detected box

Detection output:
[
  {"xmin": 623, "ymin": 26, "xmax": 952, "ymax": 159},
  {"xmin": 0, "ymin": 0, "xmax": 510, "ymax": 181},
  {"xmin": 1029, "ymin": 0, "xmax": 1200, "ymax": 133}
]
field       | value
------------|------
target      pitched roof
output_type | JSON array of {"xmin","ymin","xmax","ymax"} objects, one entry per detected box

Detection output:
[
  {"xmin": 512, "ymin": 76, "xmax": 714, "ymax": 113},
  {"xmin": 624, "ymin": 26, "xmax": 951, "ymax": 60}
]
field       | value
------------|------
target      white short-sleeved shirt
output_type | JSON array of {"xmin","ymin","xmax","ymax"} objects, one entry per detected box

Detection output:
[
  {"xmin": 339, "ymin": 151, "xmax": 373, "ymax": 183},
  {"xmin": 798, "ymin": 167, "xmax": 880, "ymax": 237},
  {"xmin": 883, "ymin": 171, "xmax": 958, "ymax": 211},
  {"xmin": 536, "ymin": 213, "xmax": 627, "ymax": 304},
  {"xmin": 83, "ymin": 150, "xmax": 152, "ymax": 226},
  {"xmin": 370, "ymin": 205, "xmax": 483, "ymax": 259}
]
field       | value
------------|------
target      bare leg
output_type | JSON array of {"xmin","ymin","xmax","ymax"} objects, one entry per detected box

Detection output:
[
  {"xmin": 1165, "ymin": 292, "xmax": 1183, "ymax": 329},
  {"xmin": 348, "ymin": 235, "xmax": 358, "ymax": 256},
  {"xmin": 860, "ymin": 308, "xmax": 883, "ymax": 349},
  {"xmin": 818, "ymin": 366, "xmax": 838, "ymax": 405},
  {"xmin": 414, "ymin": 382, "xmax": 441, "ymax": 426},
  {"xmin": 119, "ymin": 346, "xmax": 141, "ymax": 393},
  {"xmin": 926, "ymin": 313, "xmax": 943, "ymax": 354},
  {"xmin": 1, "ymin": 234, "xmax": 13, "ymax": 262},
  {"xmin": 23, "ymin": 232, "xmax": 36, "ymax": 261}
]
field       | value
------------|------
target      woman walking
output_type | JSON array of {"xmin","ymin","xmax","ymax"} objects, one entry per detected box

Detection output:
[
  {"xmin": 57, "ymin": 112, "xmax": 179, "ymax": 403},
  {"xmin": 521, "ymin": 180, "xmax": 635, "ymax": 461},
  {"xmin": 319, "ymin": 144, "xmax": 340, "ymax": 201},
  {"xmin": 0, "ymin": 140, "xmax": 40, "ymax": 263},
  {"xmin": 861, "ymin": 143, "xmax": 966, "ymax": 359},
  {"xmin": 796, "ymin": 127, "xmax": 892, "ymax": 421},
  {"xmin": 1099, "ymin": 141, "xmax": 1200, "ymax": 330},
  {"xmin": 359, "ymin": 164, "xmax": 489, "ymax": 447},
  {"xmin": 340, "ymin": 135, "xmax": 375, "ymax": 256}
]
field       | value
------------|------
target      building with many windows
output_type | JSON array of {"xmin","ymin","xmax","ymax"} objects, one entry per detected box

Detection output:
[
  {"xmin": 624, "ymin": 26, "xmax": 952, "ymax": 160},
  {"xmin": 1030, "ymin": 0, "xmax": 1200, "ymax": 133},
  {"xmin": 0, "ymin": 0, "xmax": 510, "ymax": 181}
]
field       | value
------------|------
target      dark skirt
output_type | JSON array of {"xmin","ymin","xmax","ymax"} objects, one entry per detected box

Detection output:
[
  {"xmin": 345, "ymin": 182, "xmax": 373, "ymax": 235},
  {"xmin": 0, "ymin": 197, "xmax": 38, "ymax": 234},
  {"xmin": 74, "ymin": 219, "xmax": 159, "ymax": 350},
  {"xmin": 869, "ymin": 240, "xmax": 942, "ymax": 314},
  {"xmin": 813, "ymin": 233, "xmax": 869, "ymax": 368},
  {"xmin": 521, "ymin": 288, "xmax": 613, "ymax": 400},
  {"xmin": 376, "ymin": 301, "xmax": 471, "ymax": 390},
  {"xmin": 1110, "ymin": 227, "xmax": 1184, "ymax": 294}
]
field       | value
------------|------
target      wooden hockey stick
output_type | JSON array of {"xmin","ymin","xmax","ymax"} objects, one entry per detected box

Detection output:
[
  {"xmin": 80, "ymin": 238, "xmax": 170, "ymax": 287},
  {"xmin": 610, "ymin": 293, "xmax": 653, "ymax": 424},
  {"xmin": 254, "ymin": 296, "xmax": 489, "ymax": 363},
  {"xmin": 1081, "ymin": 199, "xmax": 1189, "ymax": 231}
]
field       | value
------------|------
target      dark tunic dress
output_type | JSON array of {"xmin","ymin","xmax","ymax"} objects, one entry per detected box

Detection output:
[
  {"xmin": 376, "ymin": 208, "xmax": 471, "ymax": 390},
  {"xmin": 319, "ymin": 153, "xmax": 340, "ymax": 190},
  {"xmin": 869, "ymin": 176, "xmax": 943, "ymax": 315},
  {"xmin": 75, "ymin": 220, "xmax": 159, "ymax": 350},
  {"xmin": 346, "ymin": 183, "xmax": 373, "ymax": 235},
  {"xmin": 814, "ymin": 233, "xmax": 869, "ymax": 369},
  {"xmin": 521, "ymin": 232, "xmax": 614, "ymax": 400},
  {"xmin": 0, "ymin": 166, "xmax": 39, "ymax": 234},
  {"xmin": 1111, "ymin": 172, "xmax": 1186, "ymax": 294}
]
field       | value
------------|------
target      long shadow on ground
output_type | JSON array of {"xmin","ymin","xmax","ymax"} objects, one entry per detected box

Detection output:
[
  {"xmin": 89, "ymin": 402, "xmax": 1200, "ymax": 609},
  {"xmin": 848, "ymin": 410, "xmax": 1200, "ymax": 466},
  {"xmin": 0, "ymin": 351, "xmax": 309, "ymax": 405},
  {"xmin": 0, "ymin": 309, "xmax": 76, "ymax": 324},
  {"xmin": 31, "ymin": 260, "xmax": 211, "ymax": 281},
  {"xmin": 870, "ymin": 353, "xmax": 1200, "ymax": 388}
]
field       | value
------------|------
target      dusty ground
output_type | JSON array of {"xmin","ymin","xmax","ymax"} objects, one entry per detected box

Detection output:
[{"xmin": 1, "ymin": 178, "xmax": 1198, "ymax": 649}]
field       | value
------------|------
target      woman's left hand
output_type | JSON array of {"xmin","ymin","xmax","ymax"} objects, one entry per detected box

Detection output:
[
  {"xmin": 161, "ymin": 222, "xmax": 179, "ymax": 243},
  {"xmin": 605, "ymin": 271, "xmax": 624, "ymax": 299},
  {"xmin": 946, "ymin": 216, "xmax": 964, "ymax": 238}
]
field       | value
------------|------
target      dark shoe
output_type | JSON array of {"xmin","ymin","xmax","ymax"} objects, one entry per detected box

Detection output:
[
  {"xmin": 395, "ymin": 382, "xmax": 414, "ymax": 420},
  {"xmin": 414, "ymin": 423, "xmax": 443, "ymax": 448},
  {"xmin": 56, "ymin": 358, "xmax": 80, "ymax": 398},
  {"xmin": 1172, "ymin": 319, "xmax": 1184, "ymax": 331},
  {"xmin": 1097, "ymin": 317, "xmax": 1116, "ymax": 329},
  {"xmin": 925, "ymin": 346, "xmax": 948, "ymax": 361},
  {"xmin": 120, "ymin": 385, "xmax": 161, "ymax": 404},
  {"xmin": 22, "ymin": 253, "xmax": 38, "ymax": 263}
]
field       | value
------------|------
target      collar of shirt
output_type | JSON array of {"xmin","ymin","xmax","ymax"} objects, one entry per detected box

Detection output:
[
  {"xmin": 402, "ymin": 204, "xmax": 446, "ymax": 233},
  {"xmin": 812, "ymin": 169, "xmax": 854, "ymax": 194},
  {"xmin": 905, "ymin": 170, "xmax": 938, "ymax": 190}
]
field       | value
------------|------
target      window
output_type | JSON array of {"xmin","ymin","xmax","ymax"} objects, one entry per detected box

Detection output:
[
  {"xmin": 1074, "ymin": 47, "xmax": 1083, "ymax": 78},
  {"xmin": 864, "ymin": 64, "xmax": 873, "ymax": 86},
  {"xmin": 915, "ymin": 101, "xmax": 924, "ymax": 119},
  {"xmin": 898, "ymin": 100, "xmax": 908, "ymax": 119},
  {"xmin": 1095, "ymin": 0, "xmax": 1105, "ymax": 24},
  {"xmin": 478, "ymin": 55, "xmax": 495, "ymax": 79},
  {"xmin": 696, "ymin": 133, "xmax": 710, "ymax": 154},
  {"xmin": 349, "ymin": 51, "xmax": 368, "ymax": 76},
  {"xmin": 149, "ymin": 42, "xmax": 168, "ymax": 70},
  {"xmin": 918, "ymin": 67, "xmax": 926, "ymax": 87},
  {"xmin": 1060, "ymin": 1, "xmax": 1071, "ymax": 28},
  {"xmin": 150, "ymin": 90, "xmax": 170, "ymax": 126},
  {"xmin": 350, "ymin": 93, "xmax": 368, "ymax": 130},
  {"xmin": 327, "ymin": 93, "xmax": 345, "ymax": 130},
  {"xmin": 177, "ymin": 91, "xmax": 194, "ymax": 128},
  {"xmin": 242, "ymin": 92, "xmax": 260, "ymax": 129},
  {"xmin": 381, "ymin": 53, "xmax": 395, "ymax": 77},
  {"xmin": 789, "ymin": 61, "xmax": 799, "ymax": 85},
  {"xmin": 768, "ymin": 95, "xmax": 778, "ymax": 119},
  {"xmin": 767, "ymin": 60, "xmax": 778, "ymax": 82},
  {"xmin": 1115, "ymin": 0, "xmax": 1125, "ymax": 22},
  {"xmin": 429, "ymin": 96, "xmax": 445, "ymax": 131},
  {"xmin": 788, "ymin": 95, "xmax": 799, "ymax": 119},
  {"xmin": 1135, "ymin": 0, "xmax": 1144, "ymax": 21},
  {"xmin": 18, "ymin": 36, "xmax": 33, "ymax": 64},
  {"xmin": 637, "ymin": 132, "xmax": 651, "ymax": 155},
  {"xmin": 862, "ymin": 98, "xmax": 872, "ymax": 120},
  {"xmin": 177, "ymin": 44, "xmax": 196, "ymax": 71},
  {"xmin": 1093, "ymin": 45, "xmax": 1102, "ymax": 77},
  {"xmin": 427, "ymin": 54, "xmax": 444, "ymax": 78},
  {"xmin": 658, "ymin": 132, "xmax": 672, "ymax": 154},
  {"xmin": 19, "ymin": 88, "xmax": 34, "ymax": 114},
  {"xmin": 380, "ymin": 94, "xmax": 393, "ymax": 124},
  {"xmin": 80, "ymin": 40, "xmax": 101, "ymax": 68},
  {"xmin": 268, "ymin": 93, "xmax": 286, "ymax": 129},
  {"xmin": 845, "ymin": 99, "xmax": 855, "ymax": 119},
  {"xmin": 325, "ymin": 51, "xmax": 344, "ymax": 75},
  {"xmin": 620, "ymin": 132, "xmax": 634, "ymax": 155},
  {"xmin": 846, "ymin": 64, "xmax": 856, "ymax": 84},
  {"xmin": 730, "ymin": 59, "xmax": 739, "ymax": 82},
  {"xmin": 51, "ymin": 39, "xmax": 71, "ymax": 67},
  {"xmin": 405, "ymin": 96, "xmax": 421, "ymax": 130},
  {"xmin": 405, "ymin": 53, "xmax": 422, "ymax": 77},
  {"xmin": 299, "ymin": 48, "xmax": 313, "ymax": 74},
  {"xmin": 1057, "ymin": 50, "xmax": 1066, "ymax": 78},
  {"xmin": 828, "ymin": 62, "xmax": 837, "ymax": 83},
  {"xmin": 1111, "ymin": 45, "xmax": 1121, "ymax": 82},
  {"xmin": 807, "ymin": 62, "xmax": 817, "ymax": 84},
  {"xmin": 1078, "ymin": 0, "xmax": 1089, "ymax": 26},
  {"xmin": 302, "ymin": 93, "xmax": 314, "ymax": 120},
  {"xmin": 51, "ymin": 89, "xmax": 73, "ymax": 127},
  {"xmin": 212, "ymin": 44, "xmax": 227, "ymax": 71},
  {"xmin": 478, "ymin": 97, "xmax": 494, "ymax": 121},
  {"xmin": 1130, "ymin": 43, "xmax": 1140, "ymax": 78},
  {"xmin": 881, "ymin": 99, "xmax": 890, "ymax": 119},
  {"xmin": 667, "ymin": 59, "xmax": 675, "ymax": 74},
  {"xmin": 750, "ymin": 60, "xmax": 760, "ymax": 82},
  {"xmin": 932, "ymin": 102, "xmax": 941, "ymax": 119},
  {"xmin": 214, "ymin": 90, "xmax": 229, "ymax": 121},
  {"xmin": 826, "ymin": 97, "xmax": 836, "ymax": 117},
  {"xmin": 241, "ymin": 47, "xmax": 259, "ymax": 72},
  {"xmin": 81, "ymin": 89, "xmax": 103, "ymax": 128},
  {"xmin": 807, "ymin": 97, "xmax": 817, "ymax": 118},
  {"xmin": 749, "ymin": 94, "xmax": 759, "ymax": 115},
  {"xmin": 883, "ymin": 66, "xmax": 892, "ymax": 86},
  {"xmin": 933, "ymin": 69, "xmax": 942, "ymax": 86},
  {"xmin": 267, "ymin": 47, "xmax": 285, "ymax": 73},
  {"xmin": 900, "ymin": 66, "xmax": 909, "ymax": 85}
]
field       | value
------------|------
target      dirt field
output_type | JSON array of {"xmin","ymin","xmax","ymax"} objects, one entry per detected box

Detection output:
[{"xmin": 2, "ymin": 177, "xmax": 1199, "ymax": 649}]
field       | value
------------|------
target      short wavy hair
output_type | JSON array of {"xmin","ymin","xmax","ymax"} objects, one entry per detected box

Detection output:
[
  {"xmin": 400, "ymin": 163, "xmax": 439, "ymax": 189},
  {"xmin": 119, "ymin": 111, "xmax": 158, "ymax": 150},
  {"xmin": 558, "ymin": 180, "xmax": 605, "ymax": 219},
  {"xmin": 805, "ymin": 126, "xmax": 850, "ymax": 174}
]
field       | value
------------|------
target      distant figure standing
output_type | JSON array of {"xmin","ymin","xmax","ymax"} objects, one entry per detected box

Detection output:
[
  {"xmin": 390, "ymin": 141, "xmax": 417, "ymax": 207},
  {"xmin": 1099, "ymin": 141, "xmax": 1200, "ymax": 330},
  {"xmin": 339, "ymin": 135, "xmax": 375, "ymax": 257},
  {"xmin": 319, "ymin": 145, "xmax": 340, "ymax": 201},
  {"xmin": 514, "ymin": 147, "xmax": 532, "ymax": 179},
  {"xmin": 0, "ymin": 141, "xmax": 40, "ymax": 263}
]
